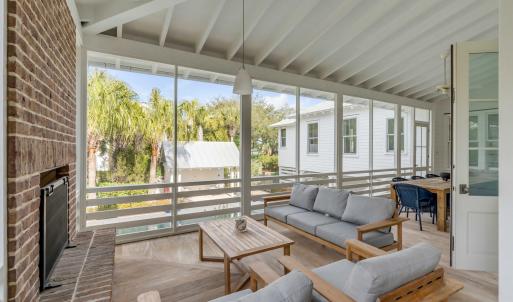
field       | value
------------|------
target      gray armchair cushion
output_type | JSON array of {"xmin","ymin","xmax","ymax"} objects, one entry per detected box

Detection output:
[
  {"xmin": 312, "ymin": 187, "xmax": 350, "ymax": 218},
  {"xmin": 239, "ymin": 270, "xmax": 313, "ymax": 302},
  {"xmin": 311, "ymin": 259, "xmax": 355, "ymax": 302},
  {"xmin": 341, "ymin": 195, "xmax": 396, "ymax": 233},
  {"xmin": 265, "ymin": 205, "xmax": 308, "ymax": 223},
  {"xmin": 209, "ymin": 289, "xmax": 252, "ymax": 302},
  {"xmin": 289, "ymin": 183, "xmax": 319, "ymax": 211},
  {"xmin": 343, "ymin": 243, "xmax": 441, "ymax": 302},
  {"xmin": 315, "ymin": 221, "xmax": 394, "ymax": 248},
  {"xmin": 287, "ymin": 212, "xmax": 339, "ymax": 235}
]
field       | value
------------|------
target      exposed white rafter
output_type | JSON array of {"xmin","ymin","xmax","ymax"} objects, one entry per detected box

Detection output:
[
  {"xmin": 84, "ymin": 34, "xmax": 431, "ymax": 109},
  {"xmin": 66, "ymin": 0, "xmax": 83, "ymax": 45},
  {"xmin": 195, "ymin": 0, "xmax": 226, "ymax": 54},
  {"xmin": 152, "ymin": 63, "xmax": 158, "ymax": 74},
  {"xmin": 159, "ymin": 7, "xmax": 174, "ymax": 46},
  {"xmin": 278, "ymin": 0, "xmax": 359, "ymax": 71},
  {"xmin": 253, "ymin": 0, "xmax": 320, "ymax": 66},
  {"xmin": 318, "ymin": 0, "xmax": 445, "ymax": 80},
  {"xmin": 83, "ymin": 0, "xmax": 188, "ymax": 35},
  {"xmin": 339, "ymin": 1, "xmax": 497, "ymax": 85},
  {"xmin": 226, "ymin": 0, "xmax": 273, "ymax": 60},
  {"xmin": 299, "ymin": 0, "xmax": 400, "ymax": 75}
]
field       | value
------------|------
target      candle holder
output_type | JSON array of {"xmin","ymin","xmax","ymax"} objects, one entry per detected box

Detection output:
[{"xmin": 235, "ymin": 217, "xmax": 247, "ymax": 233}]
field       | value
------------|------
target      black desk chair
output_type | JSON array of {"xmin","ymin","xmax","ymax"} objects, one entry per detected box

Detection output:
[
  {"xmin": 394, "ymin": 183, "xmax": 437, "ymax": 231},
  {"xmin": 411, "ymin": 175, "xmax": 425, "ymax": 180}
]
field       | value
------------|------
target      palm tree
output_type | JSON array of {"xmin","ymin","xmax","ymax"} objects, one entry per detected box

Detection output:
[
  {"xmin": 143, "ymin": 88, "xmax": 173, "ymax": 185},
  {"xmin": 87, "ymin": 71, "xmax": 139, "ymax": 193},
  {"xmin": 178, "ymin": 99, "xmax": 202, "ymax": 141}
]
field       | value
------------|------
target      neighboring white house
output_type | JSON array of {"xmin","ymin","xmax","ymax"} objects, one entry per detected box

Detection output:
[
  {"xmin": 271, "ymin": 97, "xmax": 414, "ymax": 175},
  {"xmin": 161, "ymin": 140, "xmax": 240, "ymax": 184}
]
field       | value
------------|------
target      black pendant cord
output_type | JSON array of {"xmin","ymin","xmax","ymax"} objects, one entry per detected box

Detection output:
[{"xmin": 242, "ymin": 0, "xmax": 245, "ymax": 69}]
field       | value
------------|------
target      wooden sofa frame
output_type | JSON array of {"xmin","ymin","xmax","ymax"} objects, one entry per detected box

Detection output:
[
  {"xmin": 263, "ymin": 194, "xmax": 408, "ymax": 256},
  {"xmin": 248, "ymin": 239, "xmax": 464, "ymax": 302}
]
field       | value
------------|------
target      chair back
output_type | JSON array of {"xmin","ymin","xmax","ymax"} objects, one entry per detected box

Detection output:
[
  {"xmin": 391, "ymin": 177, "xmax": 407, "ymax": 182},
  {"xmin": 394, "ymin": 184, "xmax": 419, "ymax": 209},
  {"xmin": 417, "ymin": 186, "xmax": 435, "ymax": 203},
  {"xmin": 411, "ymin": 175, "xmax": 425, "ymax": 180},
  {"xmin": 425, "ymin": 173, "xmax": 439, "ymax": 178}
]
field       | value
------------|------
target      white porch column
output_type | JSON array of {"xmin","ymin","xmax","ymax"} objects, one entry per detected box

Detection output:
[
  {"xmin": 395, "ymin": 104, "xmax": 402, "ymax": 176},
  {"xmin": 499, "ymin": 0, "xmax": 513, "ymax": 300},
  {"xmin": 240, "ymin": 95, "xmax": 252, "ymax": 217},
  {"xmin": 76, "ymin": 46, "xmax": 88, "ymax": 232},
  {"xmin": 335, "ymin": 92, "xmax": 344, "ymax": 188}
]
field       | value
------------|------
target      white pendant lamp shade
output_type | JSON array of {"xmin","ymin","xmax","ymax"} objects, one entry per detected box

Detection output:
[{"xmin": 233, "ymin": 67, "xmax": 253, "ymax": 95}]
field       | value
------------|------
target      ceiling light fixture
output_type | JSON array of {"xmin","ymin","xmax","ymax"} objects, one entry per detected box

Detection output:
[
  {"xmin": 436, "ymin": 51, "xmax": 450, "ymax": 96},
  {"xmin": 233, "ymin": 0, "xmax": 253, "ymax": 95}
]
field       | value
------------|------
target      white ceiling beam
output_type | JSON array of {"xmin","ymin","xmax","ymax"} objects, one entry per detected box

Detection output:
[
  {"xmin": 117, "ymin": 25, "xmax": 122, "ymax": 38},
  {"xmin": 152, "ymin": 64, "xmax": 158, "ymax": 74},
  {"xmin": 340, "ymin": 1, "xmax": 497, "ymax": 85},
  {"xmin": 84, "ymin": 34, "xmax": 431, "ymax": 109},
  {"xmin": 318, "ymin": 0, "xmax": 445, "ymax": 80},
  {"xmin": 389, "ymin": 68, "xmax": 442, "ymax": 95},
  {"xmin": 66, "ymin": 0, "xmax": 83, "ymax": 45},
  {"xmin": 83, "ymin": 0, "xmax": 188, "ymax": 35},
  {"xmin": 299, "ymin": 0, "xmax": 401, "ymax": 75},
  {"xmin": 278, "ymin": 0, "xmax": 359, "ymax": 71},
  {"xmin": 159, "ymin": 7, "xmax": 174, "ymax": 47},
  {"xmin": 115, "ymin": 58, "xmax": 121, "ymax": 69},
  {"xmin": 404, "ymin": 82, "xmax": 443, "ymax": 99},
  {"xmin": 254, "ymin": 0, "xmax": 320, "ymax": 66},
  {"xmin": 226, "ymin": 0, "xmax": 273, "ymax": 60},
  {"xmin": 195, "ymin": 0, "xmax": 226, "ymax": 54},
  {"xmin": 381, "ymin": 60, "xmax": 442, "ymax": 93}
]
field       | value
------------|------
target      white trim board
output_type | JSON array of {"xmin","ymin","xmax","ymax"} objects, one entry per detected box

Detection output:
[{"xmin": 83, "ymin": 34, "xmax": 432, "ymax": 110}]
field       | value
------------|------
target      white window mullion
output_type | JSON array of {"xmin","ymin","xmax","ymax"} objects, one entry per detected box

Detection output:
[
  {"xmin": 336, "ymin": 93, "xmax": 344, "ymax": 189},
  {"xmin": 395, "ymin": 104, "xmax": 402, "ymax": 176}
]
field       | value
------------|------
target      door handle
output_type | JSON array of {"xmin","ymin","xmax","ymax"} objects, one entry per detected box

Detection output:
[{"xmin": 459, "ymin": 184, "xmax": 469, "ymax": 194}]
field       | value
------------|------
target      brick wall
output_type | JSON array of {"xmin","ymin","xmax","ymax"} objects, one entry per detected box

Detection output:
[{"xmin": 6, "ymin": 0, "xmax": 76, "ymax": 301}]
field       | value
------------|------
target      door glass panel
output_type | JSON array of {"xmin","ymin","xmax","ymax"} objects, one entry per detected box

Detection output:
[
  {"xmin": 468, "ymin": 52, "xmax": 498, "ymax": 196},
  {"xmin": 415, "ymin": 124, "xmax": 428, "ymax": 176}
]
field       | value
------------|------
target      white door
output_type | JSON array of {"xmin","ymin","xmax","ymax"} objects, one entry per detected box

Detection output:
[
  {"xmin": 414, "ymin": 122, "xmax": 430, "ymax": 176},
  {"xmin": 453, "ymin": 40, "xmax": 498, "ymax": 272}
]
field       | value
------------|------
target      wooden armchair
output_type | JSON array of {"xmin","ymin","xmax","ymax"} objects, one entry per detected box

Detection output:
[{"xmin": 249, "ymin": 240, "xmax": 464, "ymax": 302}]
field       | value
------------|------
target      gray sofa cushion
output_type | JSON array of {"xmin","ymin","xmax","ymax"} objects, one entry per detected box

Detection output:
[
  {"xmin": 311, "ymin": 259, "xmax": 355, "ymax": 302},
  {"xmin": 239, "ymin": 270, "xmax": 313, "ymax": 302},
  {"xmin": 316, "ymin": 221, "xmax": 394, "ymax": 248},
  {"xmin": 343, "ymin": 243, "xmax": 441, "ymax": 302},
  {"xmin": 209, "ymin": 289, "xmax": 252, "ymax": 302},
  {"xmin": 341, "ymin": 195, "xmax": 396, "ymax": 232},
  {"xmin": 265, "ymin": 204, "xmax": 308, "ymax": 223},
  {"xmin": 287, "ymin": 212, "xmax": 339, "ymax": 235},
  {"xmin": 312, "ymin": 187, "xmax": 350, "ymax": 218},
  {"xmin": 289, "ymin": 183, "xmax": 319, "ymax": 211}
]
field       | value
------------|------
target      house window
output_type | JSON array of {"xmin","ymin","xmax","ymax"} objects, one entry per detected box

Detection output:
[
  {"xmin": 343, "ymin": 118, "xmax": 357, "ymax": 154},
  {"xmin": 386, "ymin": 117, "xmax": 405, "ymax": 152},
  {"xmin": 280, "ymin": 128, "xmax": 287, "ymax": 147},
  {"xmin": 487, "ymin": 113, "xmax": 498, "ymax": 148},
  {"xmin": 307, "ymin": 123, "xmax": 318, "ymax": 153}
]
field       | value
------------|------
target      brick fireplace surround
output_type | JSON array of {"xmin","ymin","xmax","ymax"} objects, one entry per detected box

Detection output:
[{"xmin": 7, "ymin": 0, "xmax": 77, "ymax": 300}]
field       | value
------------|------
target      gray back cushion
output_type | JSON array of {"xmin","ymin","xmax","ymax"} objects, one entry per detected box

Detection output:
[
  {"xmin": 289, "ymin": 183, "xmax": 319, "ymax": 211},
  {"xmin": 343, "ymin": 243, "xmax": 441, "ymax": 302},
  {"xmin": 312, "ymin": 187, "xmax": 350, "ymax": 218},
  {"xmin": 341, "ymin": 195, "xmax": 396, "ymax": 232},
  {"xmin": 239, "ymin": 270, "xmax": 313, "ymax": 302}
]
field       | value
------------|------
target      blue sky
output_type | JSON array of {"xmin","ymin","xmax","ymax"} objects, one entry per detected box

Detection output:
[{"xmin": 89, "ymin": 66, "xmax": 323, "ymax": 110}]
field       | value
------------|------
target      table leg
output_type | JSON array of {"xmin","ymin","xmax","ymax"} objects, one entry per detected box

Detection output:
[
  {"xmin": 224, "ymin": 254, "xmax": 231, "ymax": 294},
  {"xmin": 283, "ymin": 245, "xmax": 290, "ymax": 256},
  {"xmin": 437, "ymin": 190, "xmax": 447, "ymax": 232},
  {"xmin": 199, "ymin": 228, "xmax": 203, "ymax": 261}
]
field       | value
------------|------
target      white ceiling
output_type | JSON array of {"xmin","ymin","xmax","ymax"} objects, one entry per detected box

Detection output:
[{"xmin": 75, "ymin": 0, "xmax": 499, "ymax": 103}]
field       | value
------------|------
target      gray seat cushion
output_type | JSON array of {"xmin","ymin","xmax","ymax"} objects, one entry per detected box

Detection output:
[
  {"xmin": 265, "ymin": 204, "xmax": 308, "ymax": 223},
  {"xmin": 287, "ymin": 212, "xmax": 340, "ymax": 235},
  {"xmin": 209, "ymin": 289, "xmax": 253, "ymax": 302},
  {"xmin": 311, "ymin": 259, "xmax": 355, "ymax": 302},
  {"xmin": 312, "ymin": 187, "xmax": 350, "ymax": 218},
  {"xmin": 315, "ymin": 221, "xmax": 394, "ymax": 248},
  {"xmin": 289, "ymin": 183, "xmax": 319, "ymax": 211},
  {"xmin": 341, "ymin": 195, "xmax": 396, "ymax": 233},
  {"xmin": 239, "ymin": 270, "xmax": 313, "ymax": 302},
  {"xmin": 343, "ymin": 243, "xmax": 441, "ymax": 302}
]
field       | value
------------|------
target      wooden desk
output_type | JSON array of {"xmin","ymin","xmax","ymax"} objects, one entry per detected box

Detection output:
[
  {"xmin": 390, "ymin": 178, "xmax": 451, "ymax": 232},
  {"xmin": 199, "ymin": 216, "xmax": 294, "ymax": 294}
]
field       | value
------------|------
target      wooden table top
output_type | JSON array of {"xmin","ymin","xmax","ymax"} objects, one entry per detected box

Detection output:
[
  {"xmin": 198, "ymin": 216, "xmax": 294, "ymax": 259},
  {"xmin": 391, "ymin": 177, "xmax": 451, "ymax": 192}
]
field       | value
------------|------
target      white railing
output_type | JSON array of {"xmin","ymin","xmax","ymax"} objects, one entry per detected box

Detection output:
[{"xmin": 84, "ymin": 167, "xmax": 427, "ymax": 243}]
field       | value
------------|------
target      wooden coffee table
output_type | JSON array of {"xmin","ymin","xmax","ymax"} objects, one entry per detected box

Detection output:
[{"xmin": 198, "ymin": 216, "xmax": 294, "ymax": 294}]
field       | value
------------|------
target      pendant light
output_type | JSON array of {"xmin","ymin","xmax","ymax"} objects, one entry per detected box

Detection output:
[
  {"xmin": 233, "ymin": 0, "xmax": 253, "ymax": 95},
  {"xmin": 436, "ymin": 51, "xmax": 450, "ymax": 96}
]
